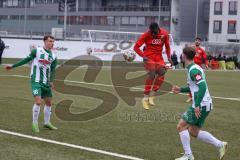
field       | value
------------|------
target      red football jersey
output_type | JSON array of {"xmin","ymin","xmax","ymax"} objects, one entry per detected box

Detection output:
[
  {"xmin": 194, "ymin": 47, "xmax": 208, "ymax": 67},
  {"xmin": 134, "ymin": 28, "xmax": 171, "ymax": 61}
]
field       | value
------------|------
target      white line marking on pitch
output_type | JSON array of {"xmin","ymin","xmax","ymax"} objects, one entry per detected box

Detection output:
[
  {"xmin": 0, "ymin": 129, "xmax": 144, "ymax": 160},
  {"xmin": 0, "ymin": 74, "xmax": 240, "ymax": 102}
]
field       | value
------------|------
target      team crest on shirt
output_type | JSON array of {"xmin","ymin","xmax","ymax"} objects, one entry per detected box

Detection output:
[{"xmin": 195, "ymin": 74, "xmax": 202, "ymax": 81}]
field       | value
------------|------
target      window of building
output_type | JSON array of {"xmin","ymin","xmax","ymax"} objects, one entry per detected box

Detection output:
[
  {"xmin": 160, "ymin": 16, "xmax": 170, "ymax": 27},
  {"xmin": 229, "ymin": 1, "xmax": 237, "ymax": 15},
  {"xmin": 46, "ymin": 16, "xmax": 58, "ymax": 20},
  {"xmin": 214, "ymin": 2, "xmax": 223, "ymax": 15},
  {"xmin": 27, "ymin": 15, "xmax": 44, "ymax": 20},
  {"xmin": 101, "ymin": 16, "xmax": 107, "ymax": 25},
  {"xmin": 121, "ymin": 16, "xmax": 129, "ymax": 25},
  {"xmin": 6, "ymin": 0, "xmax": 18, "ymax": 7},
  {"xmin": 36, "ymin": 0, "xmax": 45, "ymax": 3},
  {"xmin": 69, "ymin": 16, "xmax": 77, "ymax": 25},
  {"xmin": 137, "ymin": 17, "xmax": 145, "ymax": 26},
  {"xmin": 0, "ymin": 15, "xmax": 9, "ymax": 20},
  {"xmin": 107, "ymin": 16, "xmax": 114, "ymax": 25},
  {"xmin": 114, "ymin": 16, "xmax": 121, "ymax": 25},
  {"xmin": 58, "ymin": 16, "xmax": 64, "ymax": 24},
  {"xmin": 129, "ymin": 17, "xmax": 137, "ymax": 25},
  {"xmin": 9, "ymin": 15, "xmax": 20, "ymax": 20},
  {"xmin": 228, "ymin": 39, "xmax": 240, "ymax": 43},
  {"xmin": 83, "ymin": 16, "xmax": 92, "ymax": 25},
  {"xmin": 213, "ymin": 20, "xmax": 222, "ymax": 33},
  {"xmin": 94, "ymin": 16, "xmax": 107, "ymax": 25},
  {"xmin": 46, "ymin": 0, "xmax": 53, "ymax": 3},
  {"xmin": 1, "ymin": 0, "xmax": 36, "ymax": 8},
  {"xmin": 146, "ymin": 16, "xmax": 157, "ymax": 26},
  {"xmin": 228, "ymin": 20, "xmax": 237, "ymax": 34}
]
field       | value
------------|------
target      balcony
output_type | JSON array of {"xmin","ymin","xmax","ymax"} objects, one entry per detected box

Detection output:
[{"xmin": 77, "ymin": 6, "xmax": 170, "ymax": 12}]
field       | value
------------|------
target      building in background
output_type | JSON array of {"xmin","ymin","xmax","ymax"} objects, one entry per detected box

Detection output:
[
  {"xmin": 0, "ymin": 0, "xmax": 209, "ymax": 42},
  {"xmin": 209, "ymin": 0, "xmax": 239, "ymax": 42},
  {"xmin": 177, "ymin": 0, "xmax": 210, "ymax": 42}
]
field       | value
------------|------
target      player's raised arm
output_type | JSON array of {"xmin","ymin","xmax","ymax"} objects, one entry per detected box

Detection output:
[
  {"xmin": 133, "ymin": 33, "xmax": 147, "ymax": 58},
  {"xmin": 5, "ymin": 49, "xmax": 36, "ymax": 71}
]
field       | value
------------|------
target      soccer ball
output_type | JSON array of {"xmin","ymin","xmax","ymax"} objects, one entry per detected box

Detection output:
[{"xmin": 123, "ymin": 50, "xmax": 136, "ymax": 62}]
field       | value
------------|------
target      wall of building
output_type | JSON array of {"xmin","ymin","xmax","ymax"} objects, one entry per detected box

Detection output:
[
  {"xmin": 209, "ymin": 0, "xmax": 240, "ymax": 42},
  {"xmin": 179, "ymin": 0, "xmax": 209, "ymax": 42},
  {"xmin": 0, "ymin": 0, "xmax": 210, "ymax": 42},
  {"xmin": 170, "ymin": 0, "xmax": 180, "ymax": 43},
  {"xmin": 0, "ymin": 0, "xmax": 172, "ymax": 35}
]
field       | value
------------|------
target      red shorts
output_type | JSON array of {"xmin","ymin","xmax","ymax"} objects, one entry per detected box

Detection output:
[{"xmin": 144, "ymin": 56, "xmax": 165, "ymax": 71}]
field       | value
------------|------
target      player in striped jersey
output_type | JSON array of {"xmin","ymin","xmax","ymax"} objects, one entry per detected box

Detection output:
[
  {"xmin": 172, "ymin": 47, "xmax": 227, "ymax": 160},
  {"xmin": 5, "ymin": 35, "xmax": 57, "ymax": 133}
]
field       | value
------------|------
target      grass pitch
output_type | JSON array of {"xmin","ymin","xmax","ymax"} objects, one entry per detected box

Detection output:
[{"xmin": 0, "ymin": 66, "xmax": 239, "ymax": 160}]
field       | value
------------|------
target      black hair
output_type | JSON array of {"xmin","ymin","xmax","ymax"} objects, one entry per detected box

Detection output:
[
  {"xmin": 149, "ymin": 22, "xmax": 159, "ymax": 36},
  {"xmin": 195, "ymin": 37, "xmax": 202, "ymax": 41}
]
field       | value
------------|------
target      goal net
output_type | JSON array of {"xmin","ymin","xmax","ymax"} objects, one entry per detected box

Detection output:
[{"xmin": 80, "ymin": 29, "xmax": 175, "ymax": 62}]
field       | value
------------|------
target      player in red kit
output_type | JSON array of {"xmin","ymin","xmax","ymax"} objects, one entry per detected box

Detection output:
[
  {"xmin": 134, "ymin": 22, "xmax": 173, "ymax": 110},
  {"xmin": 186, "ymin": 37, "xmax": 209, "ymax": 103},
  {"xmin": 194, "ymin": 37, "xmax": 208, "ymax": 69}
]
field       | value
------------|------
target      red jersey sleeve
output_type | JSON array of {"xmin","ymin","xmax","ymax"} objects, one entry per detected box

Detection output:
[
  {"xmin": 201, "ymin": 48, "xmax": 208, "ymax": 67},
  {"xmin": 164, "ymin": 33, "xmax": 171, "ymax": 59},
  {"xmin": 134, "ymin": 32, "xmax": 147, "ymax": 57}
]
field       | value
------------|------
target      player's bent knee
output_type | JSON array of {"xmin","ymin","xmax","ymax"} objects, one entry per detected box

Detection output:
[
  {"xmin": 188, "ymin": 126, "xmax": 199, "ymax": 138},
  {"xmin": 177, "ymin": 120, "xmax": 189, "ymax": 132},
  {"xmin": 44, "ymin": 98, "xmax": 52, "ymax": 106},
  {"xmin": 156, "ymin": 67, "xmax": 167, "ymax": 76},
  {"xmin": 148, "ymin": 71, "xmax": 156, "ymax": 80},
  {"xmin": 176, "ymin": 124, "xmax": 183, "ymax": 132},
  {"xmin": 44, "ymin": 100, "xmax": 52, "ymax": 106},
  {"xmin": 35, "ymin": 101, "xmax": 41, "ymax": 106}
]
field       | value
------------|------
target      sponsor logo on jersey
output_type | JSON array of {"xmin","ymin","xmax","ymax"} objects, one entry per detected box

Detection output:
[
  {"xmin": 152, "ymin": 39, "xmax": 162, "ymax": 44},
  {"xmin": 195, "ymin": 74, "xmax": 202, "ymax": 81},
  {"xmin": 39, "ymin": 59, "xmax": 51, "ymax": 65}
]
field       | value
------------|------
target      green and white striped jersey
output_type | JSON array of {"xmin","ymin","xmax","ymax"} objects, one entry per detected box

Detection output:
[
  {"xmin": 30, "ymin": 47, "xmax": 57, "ymax": 84},
  {"xmin": 187, "ymin": 63, "xmax": 212, "ymax": 111},
  {"xmin": 12, "ymin": 47, "xmax": 57, "ymax": 86}
]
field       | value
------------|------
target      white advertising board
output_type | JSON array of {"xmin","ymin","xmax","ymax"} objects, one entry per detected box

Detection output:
[{"xmin": 2, "ymin": 38, "xmax": 183, "ymax": 62}]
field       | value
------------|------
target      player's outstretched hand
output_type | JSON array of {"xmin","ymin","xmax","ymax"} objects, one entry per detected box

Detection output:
[
  {"xmin": 143, "ymin": 57, "xmax": 148, "ymax": 62},
  {"xmin": 168, "ymin": 58, "xmax": 174, "ymax": 66},
  {"xmin": 5, "ymin": 65, "xmax": 12, "ymax": 71},
  {"xmin": 206, "ymin": 65, "xmax": 209, "ymax": 70},
  {"xmin": 194, "ymin": 107, "xmax": 201, "ymax": 119},
  {"xmin": 50, "ymin": 82, "xmax": 55, "ymax": 90},
  {"xmin": 172, "ymin": 85, "xmax": 181, "ymax": 94}
]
